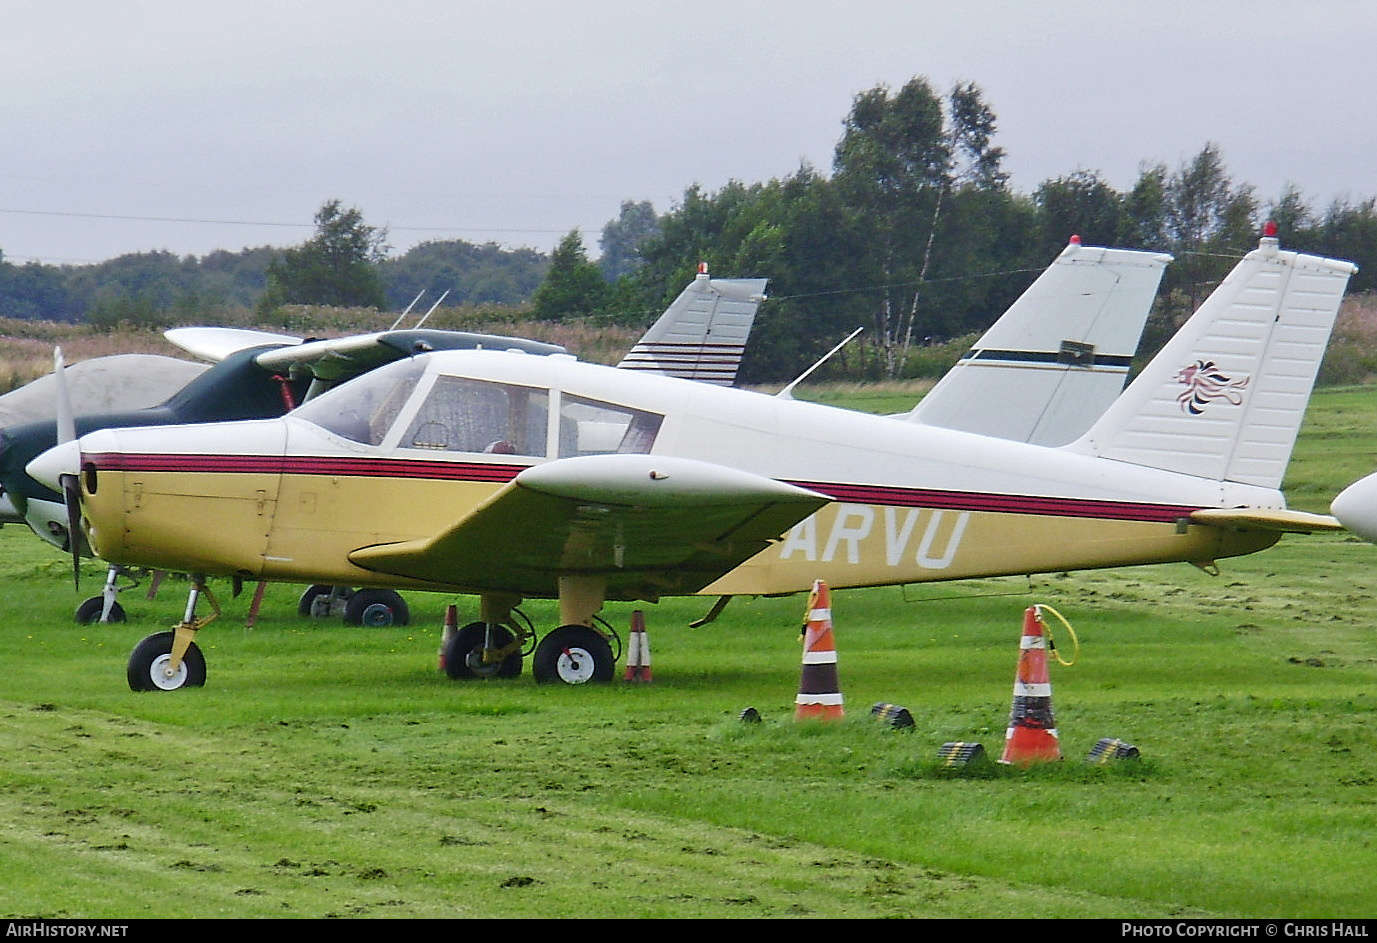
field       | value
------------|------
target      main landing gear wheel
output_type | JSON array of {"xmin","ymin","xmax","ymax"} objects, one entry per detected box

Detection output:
[
  {"xmin": 298, "ymin": 584, "xmax": 348, "ymax": 619},
  {"xmin": 532, "ymin": 625, "xmax": 615, "ymax": 685},
  {"xmin": 444, "ymin": 622, "xmax": 523, "ymax": 680},
  {"xmin": 74, "ymin": 597, "xmax": 127, "ymax": 625},
  {"xmin": 343, "ymin": 589, "xmax": 410, "ymax": 627},
  {"xmin": 127, "ymin": 632, "xmax": 206, "ymax": 692}
]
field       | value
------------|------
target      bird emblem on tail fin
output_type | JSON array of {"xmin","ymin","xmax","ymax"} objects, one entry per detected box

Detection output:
[{"xmin": 1174, "ymin": 360, "xmax": 1248, "ymax": 415}]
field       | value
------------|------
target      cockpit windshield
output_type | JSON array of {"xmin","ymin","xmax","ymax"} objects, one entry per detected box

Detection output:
[{"xmin": 292, "ymin": 358, "xmax": 425, "ymax": 445}]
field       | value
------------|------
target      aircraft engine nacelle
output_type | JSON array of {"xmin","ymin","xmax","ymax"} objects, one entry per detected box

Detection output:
[{"xmin": 66, "ymin": 423, "xmax": 288, "ymax": 579}]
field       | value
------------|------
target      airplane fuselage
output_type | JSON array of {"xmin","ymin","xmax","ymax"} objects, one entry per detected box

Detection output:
[{"xmin": 65, "ymin": 350, "xmax": 1282, "ymax": 601}]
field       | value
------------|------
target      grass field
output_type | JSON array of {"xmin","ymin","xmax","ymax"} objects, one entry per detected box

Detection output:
[{"xmin": 1, "ymin": 387, "xmax": 1376, "ymax": 918}]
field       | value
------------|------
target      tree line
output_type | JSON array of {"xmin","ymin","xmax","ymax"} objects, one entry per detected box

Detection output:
[
  {"xmin": 0, "ymin": 201, "xmax": 550, "ymax": 327},
  {"xmin": 471, "ymin": 77, "xmax": 1377, "ymax": 384},
  {"xmin": 3, "ymin": 76, "xmax": 1375, "ymax": 385},
  {"xmin": 575, "ymin": 80, "xmax": 1377, "ymax": 383}
]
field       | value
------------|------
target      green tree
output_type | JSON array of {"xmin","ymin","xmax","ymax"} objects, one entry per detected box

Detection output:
[
  {"xmin": 833, "ymin": 78, "xmax": 1016, "ymax": 376},
  {"xmin": 1163, "ymin": 146, "xmax": 1256, "ymax": 313},
  {"xmin": 1312, "ymin": 196, "xmax": 1377, "ymax": 294},
  {"xmin": 1163, "ymin": 143, "xmax": 1255, "ymax": 253},
  {"xmin": 1034, "ymin": 169, "xmax": 1128, "ymax": 254},
  {"xmin": 380, "ymin": 239, "xmax": 548, "ymax": 308},
  {"xmin": 259, "ymin": 200, "xmax": 388, "ymax": 313},
  {"xmin": 1121, "ymin": 145, "xmax": 1258, "ymax": 355},
  {"xmin": 947, "ymin": 81, "xmax": 1008, "ymax": 190},
  {"xmin": 1122, "ymin": 162, "xmax": 1169, "ymax": 248},
  {"xmin": 531, "ymin": 230, "xmax": 609, "ymax": 321},
  {"xmin": 1267, "ymin": 183, "xmax": 1316, "ymax": 242},
  {"xmin": 599, "ymin": 200, "xmax": 661, "ymax": 281},
  {"xmin": 0, "ymin": 254, "xmax": 76, "ymax": 321}
]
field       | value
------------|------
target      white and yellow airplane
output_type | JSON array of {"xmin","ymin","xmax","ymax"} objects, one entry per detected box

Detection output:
[{"xmin": 28, "ymin": 229, "xmax": 1354, "ymax": 691}]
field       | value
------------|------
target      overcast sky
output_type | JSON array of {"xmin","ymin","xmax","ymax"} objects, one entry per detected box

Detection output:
[{"xmin": 3, "ymin": 0, "xmax": 1375, "ymax": 265}]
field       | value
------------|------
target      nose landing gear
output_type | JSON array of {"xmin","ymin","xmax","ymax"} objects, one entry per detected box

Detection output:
[{"xmin": 127, "ymin": 577, "xmax": 219, "ymax": 692}]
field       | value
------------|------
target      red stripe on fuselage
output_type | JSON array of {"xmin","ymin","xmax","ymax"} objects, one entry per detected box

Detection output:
[
  {"xmin": 84, "ymin": 452, "xmax": 526, "ymax": 484},
  {"xmin": 83, "ymin": 451, "xmax": 1202, "ymax": 523},
  {"xmin": 786, "ymin": 480, "xmax": 1197, "ymax": 524}
]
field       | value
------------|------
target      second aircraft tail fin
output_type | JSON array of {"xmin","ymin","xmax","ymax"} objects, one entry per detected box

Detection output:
[
  {"xmin": 617, "ymin": 265, "xmax": 768, "ymax": 386},
  {"xmin": 908, "ymin": 239, "xmax": 1171, "ymax": 446}
]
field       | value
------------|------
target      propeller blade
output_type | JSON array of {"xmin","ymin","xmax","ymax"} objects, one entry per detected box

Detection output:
[
  {"xmin": 60, "ymin": 473, "xmax": 82, "ymax": 591},
  {"xmin": 53, "ymin": 347, "xmax": 76, "ymax": 445},
  {"xmin": 53, "ymin": 348, "xmax": 82, "ymax": 589}
]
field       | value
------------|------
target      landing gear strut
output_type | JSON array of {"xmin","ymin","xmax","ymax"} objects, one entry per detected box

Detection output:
[
  {"xmin": 443, "ymin": 596, "xmax": 529, "ymax": 679},
  {"xmin": 442, "ymin": 582, "xmax": 620, "ymax": 685},
  {"xmin": 444, "ymin": 621, "xmax": 526, "ymax": 679}
]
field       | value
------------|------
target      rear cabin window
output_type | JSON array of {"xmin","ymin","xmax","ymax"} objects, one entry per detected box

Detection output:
[
  {"xmin": 557, "ymin": 395, "xmax": 663, "ymax": 457},
  {"xmin": 400, "ymin": 376, "xmax": 549, "ymax": 457}
]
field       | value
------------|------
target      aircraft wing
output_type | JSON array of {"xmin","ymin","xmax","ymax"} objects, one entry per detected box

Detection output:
[
  {"xmin": 251, "ymin": 329, "xmax": 571, "ymax": 383},
  {"xmin": 348, "ymin": 454, "xmax": 828, "ymax": 601},
  {"xmin": 167, "ymin": 326, "xmax": 565, "ymax": 384},
  {"xmin": 168, "ymin": 267, "xmax": 761, "ymax": 394},
  {"xmin": 1188, "ymin": 507, "xmax": 1344, "ymax": 534},
  {"xmin": 164, "ymin": 327, "xmax": 305, "ymax": 361}
]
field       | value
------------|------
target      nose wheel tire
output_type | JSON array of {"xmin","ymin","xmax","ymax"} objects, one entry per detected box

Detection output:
[
  {"xmin": 127, "ymin": 632, "xmax": 206, "ymax": 692},
  {"xmin": 532, "ymin": 625, "xmax": 615, "ymax": 685},
  {"xmin": 75, "ymin": 597, "xmax": 127, "ymax": 625}
]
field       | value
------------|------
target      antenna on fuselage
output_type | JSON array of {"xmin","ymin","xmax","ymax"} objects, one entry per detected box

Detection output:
[
  {"xmin": 413, "ymin": 290, "xmax": 450, "ymax": 328},
  {"xmin": 776, "ymin": 327, "xmax": 864, "ymax": 400},
  {"xmin": 390, "ymin": 290, "xmax": 426, "ymax": 330}
]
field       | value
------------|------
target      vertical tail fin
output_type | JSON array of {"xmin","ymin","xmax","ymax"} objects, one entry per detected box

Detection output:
[
  {"xmin": 617, "ymin": 265, "xmax": 768, "ymax": 386},
  {"xmin": 1071, "ymin": 231, "xmax": 1357, "ymax": 488},
  {"xmin": 909, "ymin": 239, "xmax": 1171, "ymax": 445}
]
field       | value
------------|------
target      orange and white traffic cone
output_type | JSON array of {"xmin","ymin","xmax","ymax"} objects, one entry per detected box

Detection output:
[
  {"xmin": 624, "ymin": 610, "xmax": 652, "ymax": 682},
  {"xmin": 999, "ymin": 606, "xmax": 1062, "ymax": 764},
  {"xmin": 795, "ymin": 580, "xmax": 844, "ymax": 722},
  {"xmin": 438, "ymin": 604, "xmax": 458, "ymax": 672}
]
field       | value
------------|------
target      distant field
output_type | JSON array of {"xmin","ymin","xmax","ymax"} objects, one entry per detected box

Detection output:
[{"xmin": 0, "ymin": 384, "xmax": 1375, "ymax": 918}]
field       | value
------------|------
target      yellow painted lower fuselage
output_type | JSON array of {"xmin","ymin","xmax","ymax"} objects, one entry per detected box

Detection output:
[{"xmin": 80, "ymin": 462, "xmax": 1277, "ymax": 597}]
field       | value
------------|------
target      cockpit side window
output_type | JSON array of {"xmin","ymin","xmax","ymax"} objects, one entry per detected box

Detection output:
[
  {"xmin": 557, "ymin": 395, "xmax": 663, "ymax": 458},
  {"xmin": 400, "ymin": 377, "xmax": 549, "ymax": 457}
]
